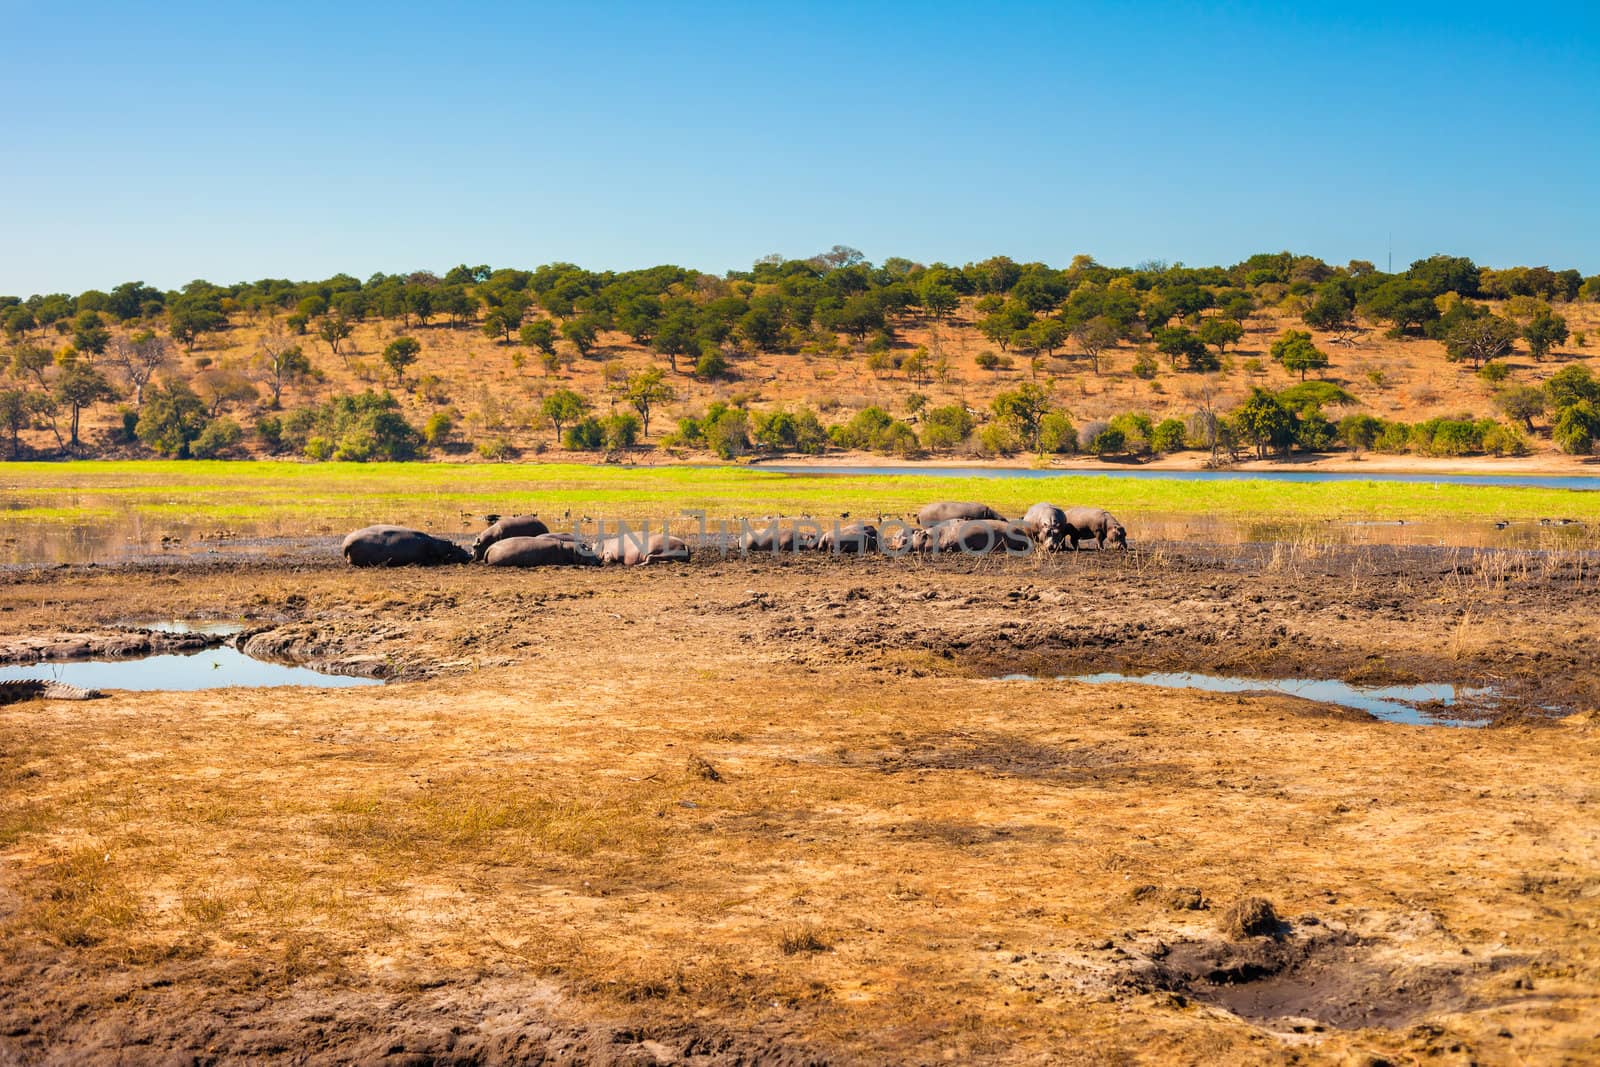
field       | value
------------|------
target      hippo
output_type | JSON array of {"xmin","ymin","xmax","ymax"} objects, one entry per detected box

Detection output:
[
  {"xmin": 1021, "ymin": 503, "xmax": 1069, "ymax": 551},
  {"xmin": 483, "ymin": 534, "xmax": 600, "ymax": 567},
  {"xmin": 818, "ymin": 521, "xmax": 879, "ymax": 554},
  {"xmin": 596, "ymin": 531, "xmax": 692, "ymax": 566},
  {"xmin": 916, "ymin": 501, "xmax": 1007, "ymax": 527},
  {"xmin": 738, "ymin": 521, "xmax": 821, "ymax": 554},
  {"xmin": 341, "ymin": 525, "xmax": 470, "ymax": 566},
  {"xmin": 1061, "ymin": 507, "xmax": 1128, "ymax": 550},
  {"xmin": 933, "ymin": 518, "xmax": 1033, "ymax": 555},
  {"xmin": 471, "ymin": 514, "xmax": 550, "ymax": 561}
]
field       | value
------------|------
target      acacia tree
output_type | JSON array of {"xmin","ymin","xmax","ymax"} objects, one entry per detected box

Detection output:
[
  {"xmin": 1197, "ymin": 317, "xmax": 1244, "ymax": 357},
  {"xmin": 55, "ymin": 362, "xmax": 114, "ymax": 448},
  {"xmin": 1071, "ymin": 316, "xmax": 1119, "ymax": 374},
  {"xmin": 382, "ymin": 336, "xmax": 422, "ymax": 385},
  {"xmin": 1234, "ymin": 388, "xmax": 1295, "ymax": 459},
  {"xmin": 1443, "ymin": 315, "xmax": 1518, "ymax": 369},
  {"xmin": 992, "ymin": 382, "xmax": 1053, "ymax": 451},
  {"xmin": 1524, "ymin": 310, "xmax": 1569, "ymax": 361},
  {"xmin": 107, "ymin": 330, "xmax": 169, "ymax": 407},
  {"xmin": 1270, "ymin": 330, "xmax": 1330, "ymax": 380},
  {"xmin": 256, "ymin": 328, "xmax": 313, "ymax": 407},
  {"xmin": 0, "ymin": 387, "xmax": 39, "ymax": 456},
  {"xmin": 540, "ymin": 388, "xmax": 589, "ymax": 441},
  {"xmin": 317, "ymin": 313, "xmax": 354, "ymax": 363},
  {"xmin": 624, "ymin": 366, "xmax": 675, "ymax": 437}
]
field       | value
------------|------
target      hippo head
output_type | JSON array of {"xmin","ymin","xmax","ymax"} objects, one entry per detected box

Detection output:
[
  {"xmin": 469, "ymin": 534, "xmax": 490, "ymax": 561},
  {"xmin": 433, "ymin": 538, "xmax": 472, "ymax": 565},
  {"xmin": 1108, "ymin": 522, "xmax": 1128, "ymax": 550}
]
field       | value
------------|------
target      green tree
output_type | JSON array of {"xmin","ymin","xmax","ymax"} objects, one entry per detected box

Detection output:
[
  {"xmin": 0, "ymin": 388, "xmax": 39, "ymax": 456},
  {"xmin": 561, "ymin": 316, "xmax": 600, "ymax": 358},
  {"xmin": 1523, "ymin": 310, "xmax": 1569, "ymax": 361},
  {"xmin": 541, "ymin": 388, "xmax": 589, "ymax": 441},
  {"xmin": 381, "ymin": 336, "xmax": 422, "ymax": 385},
  {"xmin": 168, "ymin": 302, "xmax": 227, "ymax": 351},
  {"xmin": 54, "ymin": 362, "xmax": 114, "ymax": 448},
  {"xmin": 256, "ymin": 332, "xmax": 313, "ymax": 407},
  {"xmin": 1155, "ymin": 327, "xmax": 1217, "ymax": 371},
  {"xmin": 317, "ymin": 314, "xmax": 354, "ymax": 362},
  {"xmin": 1495, "ymin": 385, "xmax": 1545, "ymax": 431},
  {"xmin": 624, "ymin": 366, "xmax": 676, "ymax": 437},
  {"xmin": 737, "ymin": 307, "xmax": 783, "ymax": 351},
  {"xmin": 920, "ymin": 404, "xmax": 975, "ymax": 450},
  {"xmin": 601, "ymin": 412, "xmax": 642, "ymax": 451},
  {"xmin": 1443, "ymin": 314, "xmax": 1518, "ymax": 369},
  {"xmin": 135, "ymin": 379, "xmax": 208, "ymax": 457},
  {"xmin": 1545, "ymin": 365, "xmax": 1600, "ymax": 411},
  {"xmin": 1150, "ymin": 418, "xmax": 1187, "ymax": 453},
  {"xmin": 9, "ymin": 343, "xmax": 53, "ymax": 388},
  {"xmin": 72, "ymin": 311, "xmax": 111, "ymax": 358},
  {"xmin": 1234, "ymin": 387, "xmax": 1296, "ymax": 459},
  {"xmin": 920, "ymin": 283, "xmax": 959, "ymax": 320},
  {"xmin": 519, "ymin": 318, "xmax": 558, "ymax": 355},
  {"xmin": 1270, "ymin": 330, "xmax": 1330, "ymax": 380},
  {"xmin": 1197, "ymin": 317, "xmax": 1244, "ymax": 356},
  {"xmin": 991, "ymin": 382, "xmax": 1053, "ymax": 451},
  {"xmin": 1553, "ymin": 401, "xmax": 1600, "ymax": 456}
]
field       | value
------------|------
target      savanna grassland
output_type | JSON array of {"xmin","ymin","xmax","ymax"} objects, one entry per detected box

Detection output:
[{"xmin": 1, "ymin": 535, "xmax": 1598, "ymax": 1065}]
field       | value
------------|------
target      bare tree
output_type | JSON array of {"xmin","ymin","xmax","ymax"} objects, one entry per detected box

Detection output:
[
  {"xmin": 254, "ymin": 325, "xmax": 313, "ymax": 408},
  {"xmin": 107, "ymin": 330, "xmax": 169, "ymax": 407}
]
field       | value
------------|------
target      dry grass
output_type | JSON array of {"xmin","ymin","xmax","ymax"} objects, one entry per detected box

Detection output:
[{"xmin": 1, "ymin": 557, "xmax": 1598, "ymax": 1063}]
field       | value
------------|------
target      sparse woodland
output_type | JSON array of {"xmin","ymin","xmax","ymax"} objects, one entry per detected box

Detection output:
[{"xmin": 4, "ymin": 248, "xmax": 1600, "ymax": 464}]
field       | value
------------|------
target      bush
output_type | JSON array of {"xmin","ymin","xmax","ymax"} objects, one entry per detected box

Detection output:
[
  {"xmin": 976, "ymin": 422, "xmax": 1019, "ymax": 456},
  {"xmin": 1131, "ymin": 351, "xmax": 1158, "ymax": 379},
  {"xmin": 135, "ymin": 380, "xmax": 208, "ymax": 458},
  {"xmin": 1553, "ymin": 401, "xmax": 1600, "ymax": 455},
  {"xmin": 1107, "ymin": 412, "xmax": 1152, "ymax": 455},
  {"xmin": 254, "ymin": 414, "xmax": 284, "ymax": 452},
  {"xmin": 1477, "ymin": 361, "xmax": 1511, "ymax": 384},
  {"xmin": 191, "ymin": 417, "xmax": 243, "ymax": 458},
  {"xmin": 280, "ymin": 391, "xmax": 420, "ymax": 462},
  {"xmin": 921, "ymin": 404, "xmax": 975, "ymax": 450},
  {"xmin": 695, "ymin": 349, "xmax": 729, "ymax": 380},
  {"xmin": 563, "ymin": 416, "xmax": 604, "ymax": 450},
  {"xmin": 423, "ymin": 411, "xmax": 453, "ymax": 447},
  {"xmin": 303, "ymin": 435, "xmax": 334, "ymax": 461},
  {"xmin": 1038, "ymin": 412, "xmax": 1078, "ymax": 453},
  {"xmin": 751, "ymin": 407, "xmax": 828, "ymax": 454},
  {"xmin": 1089, "ymin": 426, "xmax": 1126, "ymax": 456},
  {"xmin": 701, "ymin": 407, "xmax": 748, "ymax": 458},
  {"xmin": 1479, "ymin": 420, "xmax": 1528, "ymax": 456},
  {"xmin": 1295, "ymin": 410, "xmax": 1337, "ymax": 452},
  {"xmin": 1150, "ymin": 417, "xmax": 1187, "ymax": 453},
  {"xmin": 828, "ymin": 406, "xmax": 916, "ymax": 454},
  {"xmin": 1374, "ymin": 421, "xmax": 1411, "ymax": 453},
  {"xmin": 1337, "ymin": 413, "xmax": 1384, "ymax": 452},
  {"xmin": 476, "ymin": 437, "xmax": 516, "ymax": 460},
  {"xmin": 601, "ymin": 412, "xmax": 640, "ymax": 450}
]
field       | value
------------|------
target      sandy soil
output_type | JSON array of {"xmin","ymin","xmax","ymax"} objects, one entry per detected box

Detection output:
[{"xmin": 1, "ymin": 546, "xmax": 1597, "ymax": 1064}]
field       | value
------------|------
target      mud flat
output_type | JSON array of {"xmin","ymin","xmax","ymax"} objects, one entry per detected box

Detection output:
[{"xmin": 1, "ymin": 544, "xmax": 1597, "ymax": 1064}]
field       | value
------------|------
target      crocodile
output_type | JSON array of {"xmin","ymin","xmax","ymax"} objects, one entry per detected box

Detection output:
[{"xmin": 0, "ymin": 679, "xmax": 106, "ymax": 705}]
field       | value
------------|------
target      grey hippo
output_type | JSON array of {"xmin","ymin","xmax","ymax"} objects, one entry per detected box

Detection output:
[
  {"xmin": 916, "ymin": 501, "xmax": 1007, "ymax": 527},
  {"xmin": 341, "ymin": 525, "xmax": 471, "ymax": 566},
  {"xmin": 484, "ymin": 534, "xmax": 600, "ymax": 567},
  {"xmin": 596, "ymin": 532, "xmax": 693, "ymax": 566},
  {"xmin": 818, "ymin": 521, "xmax": 879, "ymax": 554},
  {"xmin": 471, "ymin": 514, "xmax": 550, "ymax": 561},
  {"xmin": 1021, "ymin": 503, "xmax": 1069, "ymax": 551},
  {"xmin": 1061, "ymin": 507, "xmax": 1128, "ymax": 550}
]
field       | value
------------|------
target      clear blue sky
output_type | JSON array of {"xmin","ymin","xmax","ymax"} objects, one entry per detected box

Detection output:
[{"xmin": 3, "ymin": 0, "xmax": 1596, "ymax": 296}]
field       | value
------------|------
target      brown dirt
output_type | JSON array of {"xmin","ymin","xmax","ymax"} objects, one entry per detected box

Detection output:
[{"xmin": 1, "ymin": 545, "xmax": 1598, "ymax": 1064}]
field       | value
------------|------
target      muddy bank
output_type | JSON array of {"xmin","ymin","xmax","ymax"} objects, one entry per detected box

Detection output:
[{"xmin": 1, "ymin": 544, "xmax": 1597, "ymax": 1064}]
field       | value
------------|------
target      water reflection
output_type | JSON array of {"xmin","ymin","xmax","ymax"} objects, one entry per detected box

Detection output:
[{"xmin": 0, "ymin": 646, "xmax": 381, "ymax": 691}]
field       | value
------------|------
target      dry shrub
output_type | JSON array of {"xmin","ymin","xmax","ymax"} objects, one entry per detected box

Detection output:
[{"xmin": 1219, "ymin": 895, "xmax": 1281, "ymax": 938}]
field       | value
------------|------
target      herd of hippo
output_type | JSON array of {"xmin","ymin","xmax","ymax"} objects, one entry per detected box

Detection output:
[{"xmin": 341, "ymin": 502, "xmax": 1127, "ymax": 568}]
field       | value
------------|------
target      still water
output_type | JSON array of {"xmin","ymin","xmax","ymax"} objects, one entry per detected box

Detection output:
[{"xmin": 0, "ymin": 646, "xmax": 382, "ymax": 691}]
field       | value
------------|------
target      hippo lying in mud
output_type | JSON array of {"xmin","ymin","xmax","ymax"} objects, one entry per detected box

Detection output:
[
  {"xmin": 342, "ymin": 525, "xmax": 471, "ymax": 566},
  {"xmin": 738, "ymin": 523, "xmax": 820, "ymax": 553},
  {"xmin": 1021, "ymin": 503, "xmax": 1069, "ymax": 550},
  {"xmin": 917, "ymin": 501, "xmax": 1006, "ymax": 527},
  {"xmin": 930, "ymin": 518, "xmax": 1033, "ymax": 554},
  {"xmin": 471, "ymin": 514, "xmax": 549, "ymax": 561},
  {"xmin": 819, "ymin": 521, "xmax": 879, "ymax": 554},
  {"xmin": 1061, "ymin": 507, "xmax": 1128, "ymax": 550},
  {"xmin": 484, "ymin": 534, "xmax": 600, "ymax": 567},
  {"xmin": 596, "ymin": 532, "xmax": 692, "ymax": 566}
]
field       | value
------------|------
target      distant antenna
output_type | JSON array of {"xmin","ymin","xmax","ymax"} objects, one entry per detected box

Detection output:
[{"xmin": 1387, "ymin": 232, "xmax": 1392, "ymax": 274}]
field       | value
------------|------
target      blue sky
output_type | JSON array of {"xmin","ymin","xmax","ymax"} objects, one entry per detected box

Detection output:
[{"xmin": 2, "ymin": 1, "xmax": 1596, "ymax": 295}]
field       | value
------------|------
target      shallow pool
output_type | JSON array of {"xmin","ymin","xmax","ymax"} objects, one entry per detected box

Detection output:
[{"xmin": 0, "ymin": 646, "xmax": 382, "ymax": 691}]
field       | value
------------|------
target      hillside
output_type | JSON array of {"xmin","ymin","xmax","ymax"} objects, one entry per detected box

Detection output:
[{"xmin": 4, "ymin": 254, "xmax": 1600, "ymax": 465}]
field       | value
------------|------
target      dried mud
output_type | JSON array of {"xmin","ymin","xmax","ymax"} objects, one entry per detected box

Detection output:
[{"xmin": 0, "ymin": 543, "xmax": 1597, "ymax": 1064}]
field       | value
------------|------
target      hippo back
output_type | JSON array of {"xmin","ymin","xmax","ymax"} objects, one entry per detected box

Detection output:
[
  {"xmin": 598, "ymin": 532, "xmax": 692, "ymax": 566},
  {"xmin": 819, "ymin": 521, "xmax": 879, "ymax": 554},
  {"xmin": 342, "ymin": 525, "xmax": 469, "ymax": 567},
  {"xmin": 934, "ymin": 518, "xmax": 1033, "ymax": 554},
  {"xmin": 917, "ymin": 501, "xmax": 1006, "ymax": 527},
  {"xmin": 472, "ymin": 514, "xmax": 549, "ymax": 560},
  {"xmin": 484, "ymin": 534, "xmax": 599, "ymax": 567}
]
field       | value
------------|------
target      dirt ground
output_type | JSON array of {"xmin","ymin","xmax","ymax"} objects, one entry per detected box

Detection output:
[{"xmin": 1, "ymin": 544, "xmax": 1597, "ymax": 1065}]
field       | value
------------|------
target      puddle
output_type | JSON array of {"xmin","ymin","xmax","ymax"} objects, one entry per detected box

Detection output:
[
  {"xmin": 0, "ymin": 646, "xmax": 381, "ymax": 691},
  {"xmin": 997, "ymin": 671, "xmax": 1494, "ymax": 727},
  {"xmin": 116, "ymin": 620, "xmax": 246, "ymax": 636}
]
